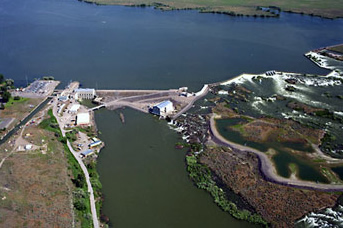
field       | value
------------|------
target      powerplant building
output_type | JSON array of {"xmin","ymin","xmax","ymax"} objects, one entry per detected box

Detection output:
[
  {"xmin": 150, "ymin": 100, "xmax": 174, "ymax": 117},
  {"xmin": 74, "ymin": 88, "xmax": 96, "ymax": 100}
]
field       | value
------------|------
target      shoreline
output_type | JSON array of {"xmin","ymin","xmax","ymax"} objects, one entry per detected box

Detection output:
[
  {"xmin": 78, "ymin": 0, "xmax": 343, "ymax": 19},
  {"xmin": 209, "ymin": 115, "xmax": 343, "ymax": 192}
]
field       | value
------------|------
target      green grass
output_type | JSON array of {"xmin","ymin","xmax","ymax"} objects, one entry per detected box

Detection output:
[
  {"xmin": 86, "ymin": 161, "xmax": 103, "ymax": 217},
  {"xmin": 321, "ymin": 167, "xmax": 342, "ymax": 183},
  {"xmin": 288, "ymin": 163, "xmax": 297, "ymax": 175},
  {"xmin": 82, "ymin": 0, "xmax": 343, "ymax": 18},
  {"xmin": 312, "ymin": 158, "xmax": 326, "ymax": 163},
  {"xmin": 4, "ymin": 97, "xmax": 29, "ymax": 108}
]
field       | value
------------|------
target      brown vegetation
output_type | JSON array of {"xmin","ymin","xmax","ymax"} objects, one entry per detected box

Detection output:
[
  {"xmin": 0, "ymin": 126, "xmax": 74, "ymax": 227},
  {"xmin": 200, "ymin": 146, "xmax": 339, "ymax": 227},
  {"xmin": 239, "ymin": 117, "xmax": 324, "ymax": 145}
]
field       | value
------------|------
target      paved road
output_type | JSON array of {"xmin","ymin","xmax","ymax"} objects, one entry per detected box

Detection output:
[
  {"xmin": 173, "ymin": 85, "xmax": 209, "ymax": 119},
  {"xmin": 53, "ymin": 100, "xmax": 100, "ymax": 228},
  {"xmin": 98, "ymin": 86, "xmax": 210, "ymax": 119},
  {"xmin": 209, "ymin": 115, "xmax": 343, "ymax": 192}
]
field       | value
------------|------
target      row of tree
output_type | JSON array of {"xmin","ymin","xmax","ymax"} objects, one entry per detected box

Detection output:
[{"xmin": 0, "ymin": 73, "xmax": 14, "ymax": 106}]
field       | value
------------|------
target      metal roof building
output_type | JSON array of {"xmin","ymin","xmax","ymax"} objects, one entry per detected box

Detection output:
[
  {"xmin": 150, "ymin": 100, "xmax": 174, "ymax": 116},
  {"xmin": 69, "ymin": 104, "xmax": 80, "ymax": 113},
  {"xmin": 89, "ymin": 140, "xmax": 102, "ymax": 148},
  {"xmin": 80, "ymin": 149, "xmax": 94, "ymax": 158},
  {"xmin": 76, "ymin": 112, "xmax": 90, "ymax": 125}
]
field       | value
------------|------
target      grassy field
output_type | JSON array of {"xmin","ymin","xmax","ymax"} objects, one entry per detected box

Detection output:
[
  {"xmin": 0, "ymin": 121, "xmax": 74, "ymax": 226},
  {"xmin": 0, "ymin": 97, "xmax": 43, "ymax": 135},
  {"xmin": 83, "ymin": 0, "xmax": 343, "ymax": 18}
]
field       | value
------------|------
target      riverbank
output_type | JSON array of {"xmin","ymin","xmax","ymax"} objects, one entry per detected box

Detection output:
[
  {"xmin": 169, "ymin": 105, "xmax": 341, "ymax": 226},
  {"xmin": 78, "ymin": 0, "xmax": 343, "ymax": 18},
  {"xmin": 210, "ymin": 114, "xmax": 343, "ymax": 191},
  {"xmin": 186, "ymin": 153, "xmax": 268, "ymax": 226}
]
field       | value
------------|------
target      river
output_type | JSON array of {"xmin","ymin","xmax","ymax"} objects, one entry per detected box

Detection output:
[{"xmin": 1, "ymin": 0, "xmax": 343, "ymax": 227}]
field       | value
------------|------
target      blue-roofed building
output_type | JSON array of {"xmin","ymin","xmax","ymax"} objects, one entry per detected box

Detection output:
[
  {"xmin": 80, "ymin": 149, "xmax": 94, "ymax": 158},
  {"xmin": 150, "ymin": 100, "xmax": 174, "ymax": 116}
]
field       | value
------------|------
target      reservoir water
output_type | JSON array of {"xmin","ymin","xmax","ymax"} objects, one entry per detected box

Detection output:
[
  {"xmin": 1, "ymin": 0, "xmax": 343, "ymax": 226},
  {"xmin": 1, "ymin": 0, "xmax": 343, "ymax": 91}
]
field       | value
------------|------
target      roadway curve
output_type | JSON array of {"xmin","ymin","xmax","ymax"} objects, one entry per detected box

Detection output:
[
  {"xmin": 173, "ymin": 85, "xmax": 209, "ymax": 119},
  {"xmin": 209, "ymin": 115, "xmax": 343, "ymax": 192}
]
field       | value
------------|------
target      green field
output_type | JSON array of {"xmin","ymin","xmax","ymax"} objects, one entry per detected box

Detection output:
[{"xmin": 82, "ymin": 0, "xmax": 343, "ymax": 18}]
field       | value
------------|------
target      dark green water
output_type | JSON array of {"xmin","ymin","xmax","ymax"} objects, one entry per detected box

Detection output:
[
  {"xmin": 96, "ymin": 109, "xmax": 253, "ymax": 227},
  {"xmin": 332, "ymin": 167, "xmax": 343, "ymax": 180},
  {"xmin": 216, "ymin": 118, "xmax": 328, "ymax": 183}
]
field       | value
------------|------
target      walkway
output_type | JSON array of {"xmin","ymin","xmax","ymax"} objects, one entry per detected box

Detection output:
[{"xmin": 209, "ymin": 115, "xmax": 343, "ymax": 192}]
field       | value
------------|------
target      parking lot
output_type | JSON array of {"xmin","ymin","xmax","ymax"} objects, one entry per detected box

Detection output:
[{"xmin": 11, "ymin": 80, "xmax": 60, "ymax": 98}]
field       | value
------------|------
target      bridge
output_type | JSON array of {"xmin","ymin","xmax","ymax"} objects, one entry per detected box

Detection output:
[{"xmin": 89, "ymin": 104, "xmax": 105, "ymax": 111}]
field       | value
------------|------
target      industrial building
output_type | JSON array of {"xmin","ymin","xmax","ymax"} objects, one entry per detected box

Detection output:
[
  {"xmin": 150, "ymin": 100, "xmax": 174, "ymax": 116},
  {"xmin": 80, "ymin": 149, "xmax": 94, "ymax": 158},
  {"xmin": 74, "ymin": 88, "xmax": 96, "ymax": 100},
  {"xmin": 89, "ymin": 140, "xmax": 102, "ymax": 148},
  {"xmin": 76, "ymin": 112, "xmax": 90, "ymax": 125}
]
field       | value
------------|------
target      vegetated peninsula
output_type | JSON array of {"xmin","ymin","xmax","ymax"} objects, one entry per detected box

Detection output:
[
  {"xmin": 171, "ymin": 47, "xmax": 343, "ymax": 227},
  {"xmin": 79, "ymin": 0, "xmax": 343, "ymax": 18}
]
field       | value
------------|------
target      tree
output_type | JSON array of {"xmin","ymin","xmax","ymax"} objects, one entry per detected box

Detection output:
[
  {"xmin": 5, "ymin": 79, "xmax": 14, "ymax": 87},
  {"xmin": 0, "ymin": 74, "xmax": 4, "ymax": 84},
  {"xmin": 2, "ymin": 91, "xmax": 11, "ymax": 103}
]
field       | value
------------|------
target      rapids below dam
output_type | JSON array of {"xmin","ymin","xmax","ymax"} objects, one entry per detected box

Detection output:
[{"xmin": 1, "ymin": 0, "xmax": 343, "ymax": 226}]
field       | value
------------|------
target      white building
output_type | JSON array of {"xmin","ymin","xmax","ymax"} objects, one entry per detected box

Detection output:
[
  {"xmin": 76, "ymin": 112, "xmax": 90, "ymax": 125},
  {"xmin": 69, "ymin": 104, "xmax": 80, "ymax": 113},
  {"xmin": 25, "ymin": 144, "xmax": 33, "ymax": 150},
  {"xmin": 150, "ymin": 100, "xmax": 174, "ymax": 116},
  {"xmin": 74, "ymin": 88, "xmax": 96, "ymax": 100}
]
